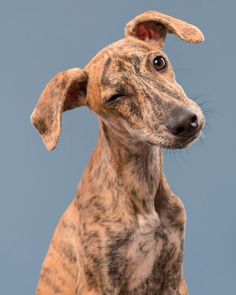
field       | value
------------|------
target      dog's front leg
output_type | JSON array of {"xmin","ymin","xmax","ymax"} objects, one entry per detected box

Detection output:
[
  {"xmin": 78, "ymin": 217, "xmax": 129, "ymax": 295},
  {"xmin": 155, "ymin": 175, "xmax": 189, "ymax": 295}
]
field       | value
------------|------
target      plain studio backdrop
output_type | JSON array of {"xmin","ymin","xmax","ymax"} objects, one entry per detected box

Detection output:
[{"xmin": 0, "ymin": 0, "xmax": 235, "ymax": 294}]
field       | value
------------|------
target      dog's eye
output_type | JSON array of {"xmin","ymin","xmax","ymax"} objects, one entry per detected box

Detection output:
[
  {"xmin": 106, "ymin": 94, "xmax": 126, "ymax": 104},
  {"xmin": 153, "ymin": 56, "xmax": 167, "ymax": 71}
]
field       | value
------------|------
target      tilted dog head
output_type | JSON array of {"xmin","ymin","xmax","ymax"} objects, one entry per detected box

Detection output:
[{"xmin": 31, "ymin": 10, "xmax": 205, "ymax": 151}]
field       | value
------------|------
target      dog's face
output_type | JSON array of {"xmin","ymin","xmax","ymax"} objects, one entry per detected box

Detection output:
[
  {"xmin": 31, "ymin": 11, "xmax": 205, "ymax": 151},
  {"xmin": 86, "ymin": 39, "xmax": 205, "ymax": 149}
]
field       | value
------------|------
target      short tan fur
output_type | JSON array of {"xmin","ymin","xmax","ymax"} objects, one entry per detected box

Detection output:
[{"xmin": 31, "ymin": 10, "xmax": 205, "ymax": 295}]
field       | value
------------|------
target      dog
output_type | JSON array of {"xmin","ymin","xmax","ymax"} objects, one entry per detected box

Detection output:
[{"xmin": 31, "ymin": 10, "xmax": 205, "ymax": 295}]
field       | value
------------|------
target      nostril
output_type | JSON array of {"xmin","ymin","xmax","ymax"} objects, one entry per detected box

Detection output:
[{"xmin": 190, "ymin": 114, "xmax": 198, "ymax": 128}]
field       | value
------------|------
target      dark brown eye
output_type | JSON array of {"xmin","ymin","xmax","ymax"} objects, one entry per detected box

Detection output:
[
  {"xmin": 106, "ymin": 94, "xmax": 126, "ymax": 104},
  {"xmin": 153, "ymin": 56, "xmax": 167, "ymax": 71}
]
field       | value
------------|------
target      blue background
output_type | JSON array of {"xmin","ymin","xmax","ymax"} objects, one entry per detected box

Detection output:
[{"xmin": 0, "ymin": 0, "xmax": 235, "ymax": 294}]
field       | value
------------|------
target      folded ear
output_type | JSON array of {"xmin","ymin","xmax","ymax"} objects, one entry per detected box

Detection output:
[
  {"xmin": 125, "ymin": 10, "xmax": 204, "ymax": 49},
  {"xmin": 31, "ymin": 68, "xmax": 88, "ymax": 151}
]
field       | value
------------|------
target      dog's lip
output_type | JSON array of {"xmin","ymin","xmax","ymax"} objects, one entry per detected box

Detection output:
[
  {"xmin": 173, "ymin": 126, "xmax": 201, "ymax": 140},
  {"xmin": 172, "ymin": 126, "xmax": 203, "ymax": 147},
  {"xmin": 184, "ymin": 129, "xmax": 202, "ymax": 143},
  {"xmin": 144, "ymin": 129, "xmax": 202, "ymax": 147}
]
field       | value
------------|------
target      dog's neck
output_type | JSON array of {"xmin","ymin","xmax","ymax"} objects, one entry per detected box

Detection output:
[{"xmin": 81, "ymin": 120, "xmax": 162, "ymax": 214}]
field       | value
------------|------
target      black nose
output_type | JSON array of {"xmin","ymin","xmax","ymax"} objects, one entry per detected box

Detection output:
[{"xmin": 167, "ymin": 108, "xmax": 199, "ymax": 137}]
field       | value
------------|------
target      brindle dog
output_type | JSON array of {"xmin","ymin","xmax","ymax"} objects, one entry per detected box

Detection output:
[{"xmin": 31, "ymin": 10, "xmax": 205, "ymax": 295}]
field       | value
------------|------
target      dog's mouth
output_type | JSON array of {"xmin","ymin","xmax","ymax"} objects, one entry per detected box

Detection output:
[
  {"xmin": 144, "ymin": 123, "xmax": 204, "ymax": 149},
  {"xmin": 169, "ymin": 127, "xmax": 202, "ymax": 148}
]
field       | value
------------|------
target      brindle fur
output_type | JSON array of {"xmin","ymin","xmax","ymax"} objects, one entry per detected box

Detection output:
[{"xmin": 31, "ymin": 11, "xmax": 205, "ymax": 295}]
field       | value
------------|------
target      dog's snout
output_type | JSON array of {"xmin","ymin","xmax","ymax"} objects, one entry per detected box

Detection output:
[{"xmin": 167, "ymin": 108, "xmax": 199, "ymax": 137}]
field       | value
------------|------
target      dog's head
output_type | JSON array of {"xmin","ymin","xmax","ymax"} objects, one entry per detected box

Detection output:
[{"xmin": 31, "ymin": 10, "xmax": 205, "ymax": 151}]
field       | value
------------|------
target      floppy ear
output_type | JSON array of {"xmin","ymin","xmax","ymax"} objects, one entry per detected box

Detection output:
[
  {"xmin": 31, "ymin": 68, "xmax": 88, "ymax": 151},
  {"xmin": 125, "ymin": 10, "xmax": 204, "ymax": 49}
]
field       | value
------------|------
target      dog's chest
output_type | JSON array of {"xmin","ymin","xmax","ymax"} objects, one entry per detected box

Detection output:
[{"xmin": 122, "ymin": 211, "xmax": 185, "ymax": 293}]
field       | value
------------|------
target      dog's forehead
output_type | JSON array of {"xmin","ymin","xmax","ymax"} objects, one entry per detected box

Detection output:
[
  {"xmin": 85, "ymin": 38, "xmax": 165, "ymax": 97},
  {"xmin": 108, "ymin": 38, "xmax": 155, "ymax": 55},
  {"xmin": 86, "ymin": 38, "xmax": 158, "ymax": 73}
]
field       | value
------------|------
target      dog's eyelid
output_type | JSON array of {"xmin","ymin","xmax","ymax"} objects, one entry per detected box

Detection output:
[{"xmin": 105, "ymin": 93, "xmax": 126, "ymax": 104}]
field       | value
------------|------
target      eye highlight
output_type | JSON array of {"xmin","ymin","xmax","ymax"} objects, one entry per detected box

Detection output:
[
  {"xmin": 153, "ymin": 56, "xmax": 167, "ymax": 71},
  {"xmin": 106, "ymin": 94, "xmax": 126, "ymax": 104}
]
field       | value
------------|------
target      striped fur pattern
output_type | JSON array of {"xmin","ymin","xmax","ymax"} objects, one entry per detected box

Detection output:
[{"xmin": 31, "ymin": 10, "xmax": 205, "ymax": 295}]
